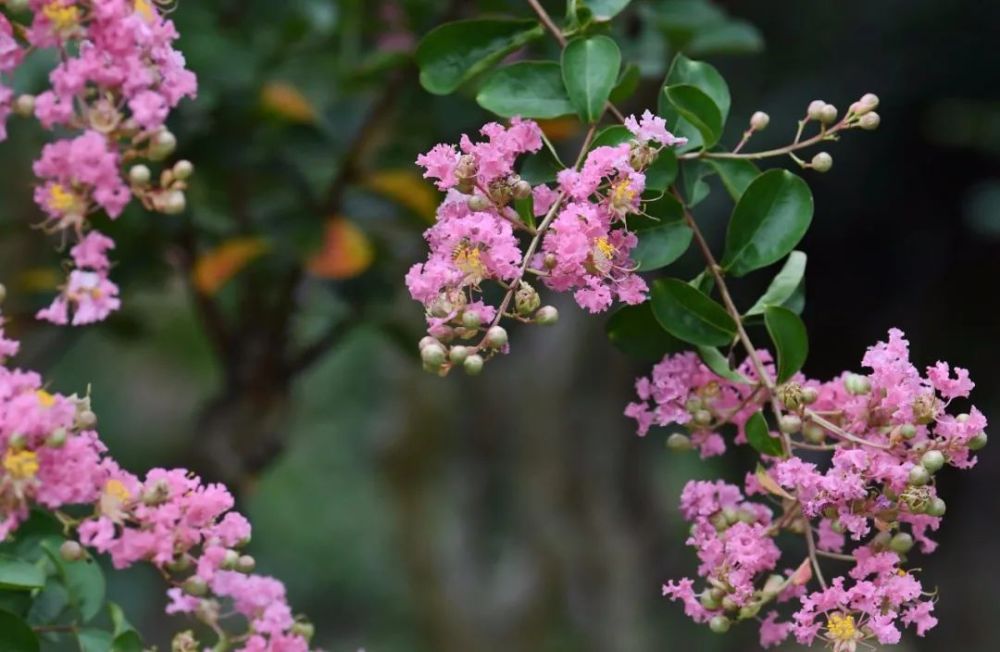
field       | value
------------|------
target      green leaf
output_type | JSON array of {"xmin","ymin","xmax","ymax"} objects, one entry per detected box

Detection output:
[
  {"xmin": 721, "ymin": 169, "xmax": 814, "ymax": 277},
  {"xmin": 606, "ymin": 302, "xmax": 686, "ymax": 360},
  {"xmin": 631, "ymin": 222, "xmax": 692, "ymax": 271},
  {"xmin": 696, "ymin": 346, "xmax": 750, "ymax": 384},
  {"xmin": 745, "ymin": 412, "xmax": 785, "ymax": 457},
  {"xmin": 562, "ymin": 36, "xmax": 621, "ymax": 123},
  {"xmin": 0, "ymin": 555, "xmax": 45, "ymax": 591},
  {"xmin": 584, "ymin": 0, "xmax": 632, "ymax": 21},
  {"xmin": 0, "ymin": 610, "xmax": 39, "ymax": 652},
  {"xmin": 746, "ymin": 251, "xmax": 807, "ymax": 316},
  {"xmin": 41, "ymin": 542, "xmax": 105, "ymax": 623},
  {"xmin": 706, "ymin": 159, "xmax": 760, "ymax": 201},
  {"xmin": 609, "ymin": 62, "xmax": 640, "ymax": 104},
  {"xmin": 477, "ymin": 61, "xmax": 575, "ymax": 119},
  {"xmin": 663, "ymin": 85, "xmax": 723, "ymax": 148},
  {"xmin": 658, "ymin": 54, "xmax": 730, "ymax": 151},
  {"xmin": 650, "ymin": 278, "xmax": 736, "ymax": 347},
  {"xmin": 77, "ymin": 628, "xmax": 113, "ymax": 652},
  {"xmin": 416, "ymin": 19, "xmax": 544, "ymax": 95},
  {"xmin": 764, "ymin": 306, "xmax": 809, "ymax": 384}
]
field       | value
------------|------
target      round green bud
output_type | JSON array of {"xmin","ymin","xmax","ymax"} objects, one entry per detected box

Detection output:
[
  {"xmin": 968, "ymin": 432, "xmax": 988, "ymax": 451},
  {"xmin": 807, "ymin": 100, "xmax": 827, "ymax": 121},
  {"xmin": 899, "ymin": 424, "xmax": 917, "ymax": 440},
  {"xmin": 47, "ymin": 427, "xmax": 68, "ymax": 448},
  {"xmin": 819, "ymin": 103, "xmax": 839, "ymax": 124},
  {"xmin": 908, "ymin": 464, "xmax": 931, "ymax": 486},
  {"xmin": 926, "ymin": 497, "xmax": 947, "ymax": 517},
  {"xmin": 779, "ymin": 414, "xmax": 802, "ymax": 434},
  {"xmin": 467, "ymin": 194, "xmax": 490, "ymax": 212},
  {"xmin": 920, "ymin": 450, "xmax": 945, "ymax": 474},
  {"xmin": 420, "ymin": 343, "xmax": 447, "ymax": 367},
  {"xmin": 889, "ymin": 532, "xmax": 914, "ymax": 553},
  {"xmin": 666, "ymin": 432, "xmax": 693, "ymax": 452},
  {"xmin": 535, "ymin": 305, "xmax": 559, "ymax": 325},
  {"xmin": 172, "ymin": 160, "xmax": 194, "ymax": 181},
  {"xmin": 129, "ymin": 164, "xmax": 151, "ymax": 185},
  {"xmin": 449, "ymin": 346, "xmax": 469, "ymax": 365},
  {"xmin": 859, "ymin": 112, "xmax": 881, "ymax": 130},
  {"xmin": 182, "ymin": 577, "xmax": 208, "ymax": 597},
  {"xmin": 750, "ymin": 111, "xmax": 770, "ymax": 131},
  {"xmin": 709, "ymin": 615, "xmax": 731, "ymax": 634},
  {"xmin": 463, "ymin": 354, "xmax": 484, "ymax": 375},
  {"xmin": 237, "ymin": 554, "xmax": 256, "ymax": 573},
  {"xmin": 163, "ymin": 190, "xmax": 187, "ymax": 215},
  {"xmin": 13, "ymin": 94, "xmax": 35, "ymax": 117},
  {"xmin": 811, "ymin": 152, "xmax": 833, "ymax": 173},
  {"xmin": 60, "ymin": 540, "xmax": 85, "ymax": 562},
  {"xmin": 485, "ymin": 325, "xmax": 508, "ymax": 349}
]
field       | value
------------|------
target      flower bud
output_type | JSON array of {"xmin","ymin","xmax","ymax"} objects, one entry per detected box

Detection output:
[
  {"xmin": 535, "ymin": 305, "xmax": 559, "ymax": 325},
  {"xmin": 514, "ymin": 283, "xmax": 541, "ymax": 316},
  {"xmin": 666, "ymin": 432, "xmax": 693, "ymax": 452},
  {"xmin": 920, "ymin": 450, "xmax": 945, "ymax": 473},
  {"xmin": 13, "ymin": 94, "xmax": 35, "ymax": 117},
  {"xmin": 898, "ymin": 424, "xmax": 917, "ymax": 440},
  {"xmin": 420, "ymin": 342, "xmax": 447, "ymax": 367},
  {"xmin": 182, "ymin": 577, "xmax": 208, "ymax": 597},
  {"xmin": 463, "ymin": 354, "xmax": 484, "ymax": 375},
  {"xmin": 749, "ymin": 111, "xmax": 770, "ymax": 131},
  {"xmin": 779, "ymin": 414, "xmax": 802, "ymax": 434},
  {"xmin": 819, "ymin": 103, "xmax": 838, "ymax": 124},
  {"xmin": 907, "ymin": 465, "xmax": 930, "ymax": 487},
  {"xmin": 485, "ymin": 325, "xmax": 508, "ymax": 349},
  {"xmin": 129, "ymin": 164, "xmax": 152, "ymax": 185},
  {"xmin": 237, "ymin": 554, "xmax": 256, "ymax": 573},
  {"xmin": 859, "ymin": 112, "xmax": 881, "ymax": 130},
  {"xmin": 844, "ymin": 373, "xmax": 871, "ymax": 395},
  {"xmin": 968, "ymin": 431, "xmax": 988, "ymax": 451},
  {"xmin": 172, "ymin": 160, "xmax": 194, "ymax": 181},
  {"xmin": 807, "ymin": 100, "xmax": 827, "ymax": 121},
  {"xmin": 47, "ymin": 427, "xmax": 68, "ymax": 448},
  {"xmin": 149, "ymin": 130, "xmax": 177, "ymax": 161},
  {"xmin": 60, "ymin": 540, "xmax": 85, "ymax": 562},
  {"xmin": 811, "ymin": 152, "xmax": 833, "ymax": 173},
  {"xmin": 162, "ymin": 190, "xmax": 187, "ymax": 215},
  {"xmin": 461, "ymin": 311, "xmax": 481, "ymax": 330},
  {"xmin": 889, "ymin": 532, "xmax": 914, "ymax": 553},
  {"xmin": 709, "ymin": 615, "xmax": 731, "ymax": 634},
  {"xmin": 513, "ymin": 179, "xmax": 532, "ymax": 200},
  {"xmin": 449, "ymin": 345, "xmax": 469, "ymax": 364},
  {"xmin": 468, "ymin": 194, "xmax": 490, "ymax": 212}
]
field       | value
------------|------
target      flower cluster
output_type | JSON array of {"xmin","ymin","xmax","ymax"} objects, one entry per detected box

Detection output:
[
  {"xmin": 637, "ymin": 330, "xmax": 984, "ymax": 647},
  {"xmin": 409, "ymin": 111, "xmax": 686, "ymax": 375},
  {"xmin": 0, "ymin": 0, "xmax": 197, "ymax": 325},
  {"xmin": 0, "ymin": 290, "xmax": 313, "ymax": 651}
]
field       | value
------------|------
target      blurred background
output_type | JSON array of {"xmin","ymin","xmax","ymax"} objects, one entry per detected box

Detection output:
[{"xmin": 2, "ymin": 0, "xmax": 1000, "ymax": 650}]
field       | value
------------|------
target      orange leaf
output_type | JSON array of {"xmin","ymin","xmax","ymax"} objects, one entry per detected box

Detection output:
[
  {"xmin": 260, "ymin": 81, "xmax": 317, "ymax": 124},
  {"xmin": 365, "ymin": 169, "xmax": 439, "ymax": 222},
  {"xmin": 193, "ymin": 237, "xmax": 269, "ymax": 295},
  {"xmin": 307, "ymin": 217, "xmax": 374, "ymax": 280}
]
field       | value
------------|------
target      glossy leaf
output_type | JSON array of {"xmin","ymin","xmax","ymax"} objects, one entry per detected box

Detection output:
[
  {"xmin": 477, "ymin": 62, "xmax": 575, "ymax": 119},
  {"xmin": 746, "ymin": 411, "xmax": 784, "ymax": 457},
  {"xmin": 606, "ymin": 302, "xmax": 686, "ymax": 360},
  {"xmin": 706, "ymin": 158, "xmax": 760, "ymax": 200},
  {"xmin": 631, "ymin": 222, "xmax": 692, "ymax": 272},
  {"xmin": 663, "ymin": 85, "xmax": 723, "ymax": 148},
  {"xmin": 764, "ymin": 305, "xmax": 809, "ymax": 384},
  {"xmin": 0, "ymin": 555, "xmax": 45, "ymax": 591},
  {"xmin": 416, "ymin": 19, "xmax": 543, "ymax": 95},
  {"xmin": 562, "ymin": 36, "xmax": 621, "ymax": 123},
  {"xmin": 721, "ymin": 169, "xmax": 814, "ymax": 277},
  {"xmin": 746, "ymin": 251, "xmax": 807, "ymax": 316},
  {"xmin": 0, "ymin": 610, "xmax": 39, "ymax": 652},
  {"xmin": 696, "ymin": 346, "xmax": 750, "ymax": 384},
  {"xmin": 650, "ymin": 278, "xmax": 736, "ymax": 347}
]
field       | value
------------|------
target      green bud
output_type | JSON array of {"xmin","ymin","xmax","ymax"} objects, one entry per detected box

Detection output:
[
  {"xmin": 485, "ymin": 325, "xmax": 508, "ymax": 349},
  {"xmin": 811, "ymin": 152, "xmax": 833, "ymax": 173},
  {"xmin": 709, "ymin": 615, "xmax": 731, "ymax": 634},
  {"xmin": 448, "ymin": 346, "xmax": 469, "ymax": 365},
  {"xmin": 920, "ymin": 450, "xmax": 945, "ymax": 474},
  {"xmin": 535, "ymin": 305, "xmax": 559, "ymax": 325},
  {"xmin": 968, "ymin": 432, "xmax": 988, "ymax": 451},
  {"xmin": 463, "ymin": 354, "xmax": 484, "ymax": 375},
  {"xmin": 908, "ymin": 465, "xmax": 930, "ymax": 487},
  {"xmin": 60, "ymin": 540, "xmax": 85, "ymax": 562},
  {"xmin": 750, "ymin": 111, "xmax": 770, "ymax": 131},
  {"xmin": 926, "ymin": 497, "xmax": 946, "ymax": 517},
  {"xmin": 889, "ymin": 532, "xmax": 914, "ymax": 553},
  {"xmin": 666, "ymin": 432, "xmax": 693, "ymax": 452}
]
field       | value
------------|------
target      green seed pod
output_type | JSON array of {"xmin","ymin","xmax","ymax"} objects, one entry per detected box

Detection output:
[{"xmin": 920, "ymin": 450, "xmax": 945, "ymax": 474}]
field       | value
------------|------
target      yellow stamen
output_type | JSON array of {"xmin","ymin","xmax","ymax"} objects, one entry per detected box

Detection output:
[
  {"xmin": 42, "ymin": 2, "xmax": 81, "ymax": 32},
  {"xmin": 3, "ymin": 450, "xmax": 40, "ymax": 480},
  {"xmin": 36, "ymin": 390, "xmax": 56, "ymax": 408},
  {"xmin": 826, "ymin": 613, "xmax": 858, "ymax": 642},
  {"xmin": 104, "ymin": 479, "xmax": 131, "ymax": 502}
]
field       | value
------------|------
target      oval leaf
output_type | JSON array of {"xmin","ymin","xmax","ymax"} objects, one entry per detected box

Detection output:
[
  {"xmin": 0, "ymin": 610, "xmax": 39, "ymax": 652},
  {"xmin": 650, "ymin": 278, "xmax": 736, "ymax": 347},
  {"xmin": 562, "ymin": 36, "xmax": 621, "ymax": 124},
  {"xmin": 416, "ymin": 19, "xmax": 544, "ymax": 95},
  {"xmin": 606, "ymin": 302, "xmax": 686, "ymax": 360},
  {"xmin": 477, "ymin": 61, "xmax": 575, "ymax": 119},
  {"xmin": 721, "ymin": 169, "xmax": 814, "ymax": 277},
  {"xmin": 746, "ymin": 411, "xmax": 785, "ymax": 457},
  {"xmin": 0, "ymin": 556, "xmax": 45, "ymax": 591},
  {"xmin": 631, "ymin": 222, "xmax": 692, "ymax": 271},
  {"xmin": 746, "ymin": 251, "xmax": 807, "ymax": 317},
  {"xmin": 764, "ymin": 305, "xmax": 809, "ymax": 384}
]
